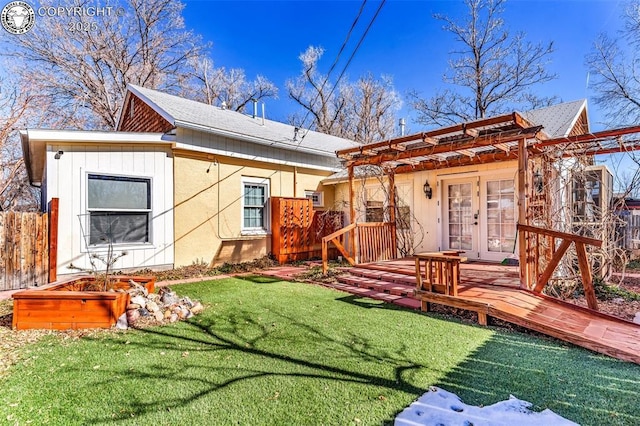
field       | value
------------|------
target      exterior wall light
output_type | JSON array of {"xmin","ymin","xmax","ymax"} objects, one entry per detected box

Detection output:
[
  {"xmin": 533, "ymin": 169, "xmax": 544, "ymax": 194},
  {"xmin": 54, "ymin": 150, "xmax": 63, "ymax": 159},
  {"xmin": 423, "ymin": 180, "xmax": 433, "ymax": 199}
]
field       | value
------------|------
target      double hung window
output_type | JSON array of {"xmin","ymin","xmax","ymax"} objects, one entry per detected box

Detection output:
[{"xmin": 242, "ymin": 177, "xmax": 270, "ymax": 233}]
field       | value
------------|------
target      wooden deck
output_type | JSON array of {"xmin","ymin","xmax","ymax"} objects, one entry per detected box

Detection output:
[{"xmin": 338, "ymin": 259, "xmax": 640, "ymax": 365}]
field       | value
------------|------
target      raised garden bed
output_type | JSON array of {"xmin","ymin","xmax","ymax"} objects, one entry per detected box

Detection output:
[{"xmin": 11, "ymin": 275, "xmax": 155, "ymax": 330}]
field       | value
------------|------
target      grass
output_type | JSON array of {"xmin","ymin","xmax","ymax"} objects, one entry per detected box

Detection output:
[{"xmin": 1, "ymin": 277, "xmax": 639, "ymax": 425}]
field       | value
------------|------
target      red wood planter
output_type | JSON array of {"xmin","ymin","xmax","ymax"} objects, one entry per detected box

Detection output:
[{"xmin": 12, "ymin": 275, "xmax": 155, "ymax": 330}]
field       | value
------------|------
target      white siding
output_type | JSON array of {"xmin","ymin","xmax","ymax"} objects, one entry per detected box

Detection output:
[{"xmin": 46, "ymin": 144, "xmax": 174, "ymax": 275}]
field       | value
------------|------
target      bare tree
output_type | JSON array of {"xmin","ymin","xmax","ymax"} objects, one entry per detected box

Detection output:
[
  {"xmin": 0, "ymin": 77, "xmax": 39, "ymax": 211},
  {"xmin": 3, "ymin": 0, "xmax": 205, "ymax": 130},
  {"xmin": 409, "ymin": 0, "xmax": 555, "ymax": 127},
  {"xmin": 188, "ymin": 58, "xmax": 277, "ymax": 111},
  {"xmin": 586, "ymin": 1, "xmax": 640, "ymax": 127},
  {"xmin": 287, "ymin": 46, "xmax": 401, "ymax": 144}
]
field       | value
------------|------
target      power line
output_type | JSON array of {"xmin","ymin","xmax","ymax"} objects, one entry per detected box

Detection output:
[
  {"xmin": 296, "ymin": 0, "xmax": 387, "ymax": 146},
  {"xmin": 295, "ymin": 0, "xmax": 368, "ymax": 134}
]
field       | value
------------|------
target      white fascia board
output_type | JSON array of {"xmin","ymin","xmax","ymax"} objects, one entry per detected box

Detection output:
[
  {"xmin": 24, "ymin": 129, "xmax": 174, "ymax": 144},
  {"xmin": 321, "ymin": 176, "xmax": 349, "ymax": 185},
  {"xmin": 174, "ymin": 120, "xmax": 337, "ymax": 159},
  {"xmin": 563, "ymin": 100, "xmax": 588, "ymax": 137},
  {"xmin": 172, "ymin": 142, "xmax": 341, "ymax": 173}
]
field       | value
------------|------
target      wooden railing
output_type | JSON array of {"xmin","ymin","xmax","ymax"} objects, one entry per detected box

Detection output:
[
  {"xmin": 321, "ymin": 222, "xmax": 395, "ymax": 274},
  {"xmin": 518, "ymin": 224, "xmax": 602, "ymax": 310}
]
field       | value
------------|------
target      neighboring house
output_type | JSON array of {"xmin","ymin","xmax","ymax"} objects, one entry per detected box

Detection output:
[
  {"xmin": 323, "ymin": 100, "xmax": 595, "ymax": 262},
  {"xmin": 21, "ymin": 85, "xmax": 358, "ymax": 276}
]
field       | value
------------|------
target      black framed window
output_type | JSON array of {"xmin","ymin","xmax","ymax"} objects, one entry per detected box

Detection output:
[{"xmin": 87, "ymin": 174, "xmax": 151, "ymax": 245}]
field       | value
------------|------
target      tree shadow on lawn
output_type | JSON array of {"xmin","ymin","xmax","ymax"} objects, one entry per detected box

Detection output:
[
  {"xmin": 334, "ymin": 295, "xmax": 640, "ymax": 425},
  {"xmin": 78, "ymin": 297, "xmax": 639, "ymax": 426},
  {"xmin": 236, "ymin": 275, "xmax": 283, "ymax": 284},
  {"xmin": 431, "ymin": 332, "xmax": 640, "ymax": 426},
  {"xmin": 82, "ymin": 309, "xmax": 433, "ymax": 424}
]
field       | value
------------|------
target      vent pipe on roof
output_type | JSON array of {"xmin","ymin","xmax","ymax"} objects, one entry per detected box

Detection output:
[
  {"xmin": 252, "ymin": 99, "xmax": 258, "ymax": 118},
  {"xmin": 262, "ymin": 102, "xmax": 265, "ymax": 126},
  {"xmin": 399, "ymin": 118, "xmax": 406, "ymax": 136}
]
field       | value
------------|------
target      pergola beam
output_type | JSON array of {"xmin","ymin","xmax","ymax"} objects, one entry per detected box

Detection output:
[
  {"xmin": 335, "ymin": 112, "xmax": 525, "ymax": 158},
  {"xmin": 347, "ymin": 126, "xmax": 542, "ymax": 168},
  {"xmin": 393, "ymin": 150, "xmax": 517, "ymax": 174},
  {"xmin": 533, "ymin": 124, "xmax": 640, "ymax": 149}
]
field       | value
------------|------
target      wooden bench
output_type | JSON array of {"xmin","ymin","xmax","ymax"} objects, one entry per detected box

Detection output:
[
  {"xmin": 414, "ymin": 252, "xmax": 491, "ymax": 325},
  {"xmin": 414, "ymin": 252, "xmax": 467, "ymax": 297}
]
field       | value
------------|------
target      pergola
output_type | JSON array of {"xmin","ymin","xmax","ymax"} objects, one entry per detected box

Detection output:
[{"xmin": 332, "ymin": 112, "xmax": 640, "ymax": 301}]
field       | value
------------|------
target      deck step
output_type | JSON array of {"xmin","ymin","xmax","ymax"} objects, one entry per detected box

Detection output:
[
  {"xmin": 337, "ymin": 275, "xmax": 415, "ymax": 297},
  {"xmin": 322, "ymin": 281, "xmax": 420, "ymax": 310},
  {"xmin": 337, "ymin": 266, "xmax": 416, "ymax": 286}
]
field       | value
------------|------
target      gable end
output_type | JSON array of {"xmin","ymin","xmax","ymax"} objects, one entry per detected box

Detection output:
[{"xmin": 118, "ymin": 93, "xmax": 174, "ymax": 133}]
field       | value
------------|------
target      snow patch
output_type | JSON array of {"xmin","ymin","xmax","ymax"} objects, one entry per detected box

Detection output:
[{"xmin": 394, "ymin": 386, "xmax": 578, "ymax": 426}]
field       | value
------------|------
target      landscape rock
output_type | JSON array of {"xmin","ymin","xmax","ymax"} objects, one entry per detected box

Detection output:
[
  {"xmin": 130, "ymin": 295, "xmax": 146, "ymax": 307},
  {"xmin": 191, "ymin": 302, "xmax": 204, "ymax": 314},
  {"xmin": 146, "ymin": 301, "xmax": 160, "ymax": 312},
  {"xmin": 634, "ymin": 312, "xmax": 640, "ymax": 325},
  {"xmin": 126, "ymin": 309, "xmax": 140, "ymax": 324},
  {"xmin": 160, "ymin": 291, "xmax": 178, "ymax": 305},
  {"xmin": 122, "ymin": 284, "xmax": 205, "ymax": 329},
  {"xmin": 116, "ymin": 313, "xmax": 128, "ymax": 330}
]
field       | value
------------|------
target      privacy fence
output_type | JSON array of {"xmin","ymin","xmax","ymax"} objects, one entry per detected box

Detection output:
[
  {"xmin": 271, "ymin": 197, "xmax": 344, "ymax": 263},
  {"xmin": 0, "ymin": 199, "xmax": 58, "ymax": 291}
]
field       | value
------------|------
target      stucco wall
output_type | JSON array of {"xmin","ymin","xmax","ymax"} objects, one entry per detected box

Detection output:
[
  {"xmin": 173, "ymin": 153, "xmax": 335, "ymax": 267},
  {"xmin": 331, "ymin": 161, "xmax": 519, "ymax": 256}
]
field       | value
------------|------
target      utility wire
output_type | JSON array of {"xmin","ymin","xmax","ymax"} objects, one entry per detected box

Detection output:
[
  {"xmin": 296, "ymin": 0, "xmax": 387, "ymax": 147},
  {"xmin": 295, "ymin": 0, "xmax": 368, "ymax": 136}
]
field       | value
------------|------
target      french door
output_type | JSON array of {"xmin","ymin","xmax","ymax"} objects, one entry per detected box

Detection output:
[
  {"xmin": 442, "ymin": 175, "xmax": 517, "ymax": 261},
  {"xmin": 443, "ymin": 179, "xmax": 479, "ymax": 259}
]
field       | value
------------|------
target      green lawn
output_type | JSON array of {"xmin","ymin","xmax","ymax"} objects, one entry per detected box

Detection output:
[{"xmin": 1, "ymin": 276, "xmax": 638, "ymax": 425}]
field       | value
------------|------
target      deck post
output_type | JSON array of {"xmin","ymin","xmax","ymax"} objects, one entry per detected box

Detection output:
[
  {"xmin": 388, "ymin": 171, "xmax": 397, "ymax": 258},
  {"xmin": 48, "ymin": 198, "xmax": 59, "ymax": 284},
  {"xmin": 517, "ymin": 138, "xmax": 528, "ymax": 289},
  {"xmin": 348, "ymin": 165, "xmax": 357, "ymax": 263}
]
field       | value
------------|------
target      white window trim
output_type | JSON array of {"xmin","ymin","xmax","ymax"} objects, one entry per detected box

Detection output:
[
  {"xmin": 305, "ymin": 190, "xmax": 324, "ymax": 208},
  {"xmin": 82, "ymin": 170, "xmax": 154, "ymax": 251},
  {"xmin": 241, "ymin": 176, "xmax": 270, "ymax": 235}
]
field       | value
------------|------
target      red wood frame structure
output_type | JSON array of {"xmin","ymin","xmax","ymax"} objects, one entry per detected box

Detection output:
[{"xmin": 323, "ymin": 112, "xmax": 640, "ymax": 310}]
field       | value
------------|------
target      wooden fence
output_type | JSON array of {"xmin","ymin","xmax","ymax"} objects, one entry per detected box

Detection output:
[
  {"xmin": 271, "ymin": 197, "xmax": 344, "ymax": 263},
  {"xmin": 0, "ymin": 199, "xmax": 58, "ymax": 291},
  {"xmin": 0, "ymin": 211, "xmax": 48, "ymax": 290}
]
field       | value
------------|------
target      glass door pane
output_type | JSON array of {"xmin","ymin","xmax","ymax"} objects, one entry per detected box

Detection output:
[
  {"xmin": 448, "ymin": 183, "xmax": 473, "ymax": 250},
  {"xmin": 486, "ymin": 179, "xmax": 515, "ymax": 253}
]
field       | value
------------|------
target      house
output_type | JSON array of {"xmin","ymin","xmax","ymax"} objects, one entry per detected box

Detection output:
[
  {"xmin": 21, "ymin": 85, "xmax": 358, "ymax": 276},
  {"xmin": 322, "ymin": 99, "xmax": 599, "ymax": 263}
]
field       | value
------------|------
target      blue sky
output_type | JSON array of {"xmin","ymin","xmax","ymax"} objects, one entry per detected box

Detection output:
[{"xmin": 183, "ymin": 0, "xmax": 624, "ymax": 133}]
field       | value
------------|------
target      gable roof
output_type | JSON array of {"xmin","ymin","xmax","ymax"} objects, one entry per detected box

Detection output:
[
  {"xmin": 119, "ymin": 85, "xmax": 359, "ymax": 158},
  {"xmin": 520, "ymin": 99, "xmax": 588, "ymax": 138}
]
